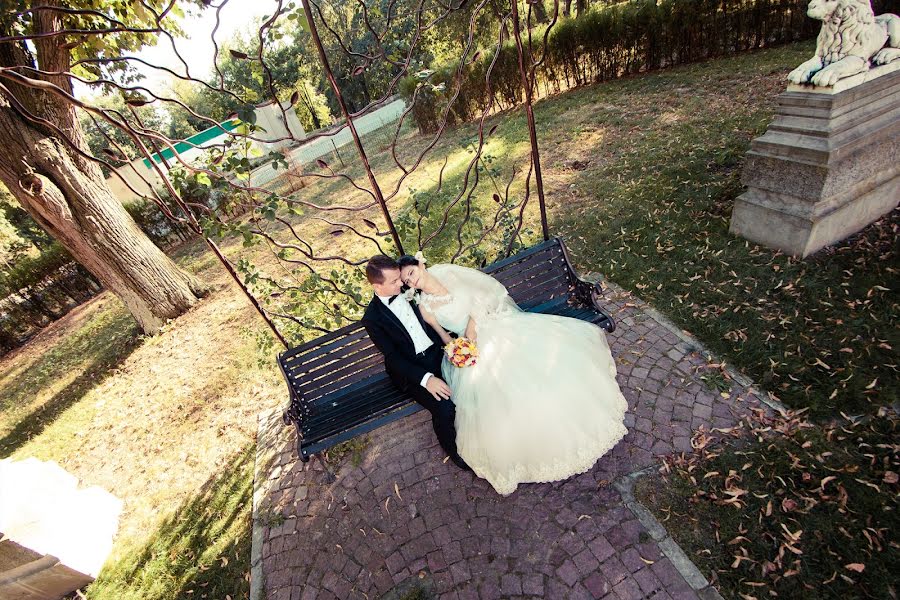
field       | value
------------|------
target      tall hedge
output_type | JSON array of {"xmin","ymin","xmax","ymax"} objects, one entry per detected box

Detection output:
[{"xmin": 401, "ymin": 0, "xmax": 821, "ymax": 132}]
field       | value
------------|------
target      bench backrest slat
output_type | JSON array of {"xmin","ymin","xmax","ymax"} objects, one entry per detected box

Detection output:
[
  {"xmin": 298, "ymin": 354, "xmax": 386, "ymax": 401},
  {"xmin": 286, "ymin": 335, "xmax": 377, "ymax": 380}
]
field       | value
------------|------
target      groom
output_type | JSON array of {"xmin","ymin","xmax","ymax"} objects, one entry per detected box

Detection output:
[{"xmin": 361, "ymin": 255, "xmax": 469, "ymax": 470}]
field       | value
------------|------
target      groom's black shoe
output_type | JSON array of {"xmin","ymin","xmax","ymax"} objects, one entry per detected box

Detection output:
[{"xmin": 451, "ymin": 455, "xmax": 473, "ymax": 472}]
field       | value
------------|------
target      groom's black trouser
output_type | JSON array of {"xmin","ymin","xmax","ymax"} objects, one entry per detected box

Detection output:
[{"xmin": 407, "ymin": 344, "xmax": 465, "ymax": 467}]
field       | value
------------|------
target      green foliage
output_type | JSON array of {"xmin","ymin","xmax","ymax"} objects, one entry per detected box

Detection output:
[
  {"xmin": 328, "ymin": 435, "xmax": 370, "ymax": 468},
  {"xmin": 0, "ymin": 242, "xmax": 73, "ymax": 297},
  {"xmin": 286, "ymin": 80, "xmax": 333, "ymax": 132},
  {"xmin": 401, "ymin": 0, "xmax": 817, "ymax": 133},
  {"xmin": 240, "ymin": 324, "xmax": 279, "ymax": 369},
  {"xmin": 162, "ymin": 15, "xmax": 332, "ymax": 139},
  {"xmin": 243, "ymin": 260, "xmax": 369, "ymax": 347},
  {"xmin": 78, "ymin": 96, "xmax": 165, "ymax": 177},
  {"xmin": 0, "ymin": 186, "xmax": 52, "ymax": 264},
  {"xmin": 1, "ymin": 1, "xmax": 186, "ymax": 83}
]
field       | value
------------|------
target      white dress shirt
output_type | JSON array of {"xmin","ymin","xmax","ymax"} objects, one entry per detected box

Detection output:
[{"xmin": 378, "ymin": 293, "xmax": 435, "ymax": 389}]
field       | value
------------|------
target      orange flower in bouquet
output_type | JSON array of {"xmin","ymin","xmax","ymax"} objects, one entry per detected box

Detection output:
[{"xmin": 444, "ymin": 337, "xmax": 478, "ymax": 368}]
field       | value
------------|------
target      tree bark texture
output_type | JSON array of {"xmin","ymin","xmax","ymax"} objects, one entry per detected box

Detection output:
[{"xmin": 0, "ymin": 5, "xmax": 207, "ymax": 334}]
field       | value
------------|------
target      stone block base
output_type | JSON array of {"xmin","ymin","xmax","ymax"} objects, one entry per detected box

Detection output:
[{"xmin": 730, "ymin": 65, "xmax": 900, "ymax": 257}]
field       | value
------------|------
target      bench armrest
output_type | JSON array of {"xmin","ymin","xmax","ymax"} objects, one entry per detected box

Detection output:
[
  {"xmin": 281, "ymin": 391, "xmax": 303, "ymax": 427},
  {"xmin": 278, "ymin": 353, "xmax": 307, "ymax": 431},
  {"xmin": 557, "ymin": 237, "xmax": 616, "ymax": 333}
]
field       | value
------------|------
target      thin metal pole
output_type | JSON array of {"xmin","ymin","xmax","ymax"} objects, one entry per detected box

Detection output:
[
  {"xmin": 331, "ymin": 139, "xmax": 345, "ymax": 168},
  {"xmin": 510, "ymin": 0, "xmax": 551, "ymax": 241},
  {"xmin": 129, "ymin": 118, "xmax": 290, "ymax": 349},
  {"xmin": 130, "ymin": 106, "xmax": 173, "ymax": 171},
  {"xmin": 302, "ymin": 1, "xmax": 405, "ymax": 255}
]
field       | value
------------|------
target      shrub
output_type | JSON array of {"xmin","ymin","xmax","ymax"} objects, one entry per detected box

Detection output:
[
  {"xmin": 401, "ymin": 0, "xmax": 822, "ymax": 132},
  {"xmin": 0, "ymin": 242, "xmax": 73, "ymax": 297}
]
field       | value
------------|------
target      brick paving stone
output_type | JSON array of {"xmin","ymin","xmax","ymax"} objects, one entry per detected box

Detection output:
[
  {"xmin": 547, "ymin": 578, "xmax": 573, "ymax": 598},
  {"xmin": 635, "ymin": 541, "xmax": 663, "ymax": 563},
  {"xmin": 573, "ymin": 547, "xmax": 601, "ymax": 576},
  {"xmin": 253, "ymin": 285, "xmax": 769, "ymax": 599},
  {"xmin": 433, "ymin": 570, "xmax": 453, "ymax": 593},
  {"xmin": 556, "ymin": 559, "xmax": 581, "ymax": 586},
  {"xmin": 449, "ymin": 560, "xmax": 472, "ymax": 585},
  {"xmin": 599, "ymin": 556, "xmax": 629, "ymax": 586},
  {"xmin": 652, "ymin": 558, "xmax": 687, "ymax": 588},
  {"xmin": 589, "ymin": 534, "xmax": 616, "ymax": 563},
  {"xmin": 570, "ymin": 582, "xmax": 595, "ymax": 600},
  {"xmin": 522, "ymin": 573, "xmax": 544, "ymax": 595},
  {"xmin": 634, "ymin": 566, "xmax": 663, "ymax": 595},
  {"xmin": 693, "ymin": 403, "xmax": 713, "ymax": 419},
  {"xmin": 584, "ymin": 572, "xmax": 612, "ymax": 599},
  {"xmin": 501, "ymin": 573, "xmax": 523, "ymax": 595},
  {"xmin": 479, "ymin": 578, "xmax": 502, "ymax": 600},
  {"xmin": 456, "ymin": 583, "xmax": 479, "ymax": 600},
  {"xmin": 671, "ymin": 587, "xmax": 702, "ymax": 600},
  {"xmin": 613, "ymin": 576, "xmax": 644, "ymax": 600},
  {"xmin": 620, "ymin": 547, "xmax": 648, "ymax": 573},
  {"xmin": 391, "ymin": 567, "xmax": 410, "ymax": 585}
]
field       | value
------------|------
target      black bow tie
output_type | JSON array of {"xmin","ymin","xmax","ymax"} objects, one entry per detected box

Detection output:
[{"xmin": 388, "ymin": 294, "xmax": 399, "ymax": 304}]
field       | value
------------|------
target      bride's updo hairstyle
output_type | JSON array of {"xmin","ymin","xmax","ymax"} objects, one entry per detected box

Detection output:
[{"xmin": 397, "ymin": 255, "xmax": 420, "ymax": 269}]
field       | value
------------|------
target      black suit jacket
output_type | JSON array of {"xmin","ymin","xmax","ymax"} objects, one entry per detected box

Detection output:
[{"xmin": 361, "ymin": 294, "xmax": 443, "ymax": 392}]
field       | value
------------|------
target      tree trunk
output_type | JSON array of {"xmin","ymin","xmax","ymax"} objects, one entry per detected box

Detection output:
[
  {"xmin": 0, "ymin": 105, "xmax": 207, "ymax": 334},
  {"xmin": 0, "ymin": 12, "xmax": 208, "ymax": 335}
]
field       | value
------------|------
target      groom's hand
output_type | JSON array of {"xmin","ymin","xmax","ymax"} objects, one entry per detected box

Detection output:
[{"xmin": 426, "ymin": 377, "xmax": 452, "ymax": 401}]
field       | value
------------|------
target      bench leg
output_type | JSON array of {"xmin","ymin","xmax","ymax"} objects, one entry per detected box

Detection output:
[
  {"xmin": 315, "ymin": 453, "xmax": 337, "ymax": 484},
  {"xmin": 292, "ymin": 422, "xmax": 309, "ymax": 462}
]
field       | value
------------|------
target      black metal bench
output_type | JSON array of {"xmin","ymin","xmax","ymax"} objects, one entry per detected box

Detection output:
[{"xmin": 278, "ymin": 237, "xmax": 615, "ymax": 467}]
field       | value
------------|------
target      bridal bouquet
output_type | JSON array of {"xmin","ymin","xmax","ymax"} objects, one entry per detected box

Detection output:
[{"xmin": 445, "ymin": 337, "xmax": 478, "ymax": 368}]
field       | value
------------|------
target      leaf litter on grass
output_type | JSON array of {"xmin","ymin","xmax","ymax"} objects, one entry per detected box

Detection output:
[{"xmin": 638, "ymin": 408, "xmax": 899, "ymax": 599}]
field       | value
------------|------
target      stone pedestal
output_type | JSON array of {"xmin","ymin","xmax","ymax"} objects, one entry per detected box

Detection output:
[{"xmin": 730, "ymin": 64, "xmax": 900, "ymax": 257}]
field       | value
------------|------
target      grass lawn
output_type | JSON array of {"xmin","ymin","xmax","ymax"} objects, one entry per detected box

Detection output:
[
  {"xmin": 1, "ymin": 38, "xmax": 896, "ymax": 599},
  {"xmin": 0, "ymin": 240, "xmax": 283, "ymax": 598}
]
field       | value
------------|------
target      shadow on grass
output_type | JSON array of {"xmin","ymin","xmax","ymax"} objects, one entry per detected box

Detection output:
[
  {"xmin": 0, "ymin": 307, "xmax": 142, "ymax": 458},
  {"xmin": 86, "ymin": 446, "xmax": 254, "ymax": 600}
]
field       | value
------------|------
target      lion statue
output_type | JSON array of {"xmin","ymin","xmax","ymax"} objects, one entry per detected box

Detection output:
[{"xmin": 788, "ymin": 0, "xmax": 900, "ymax": 87}]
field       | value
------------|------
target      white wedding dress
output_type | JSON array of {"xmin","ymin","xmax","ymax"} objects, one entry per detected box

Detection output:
[{"xmin": 418, "ymin": 263, "xmax": 628, "ymax": 496}]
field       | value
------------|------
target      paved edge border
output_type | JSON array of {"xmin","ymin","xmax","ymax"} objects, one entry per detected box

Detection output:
[
  {"xmin": 613, "ymin": 471, "xmax": 725, "ymax": 600},
  {"xmin": 250, "ymin": 407, "xmax": 282, "ymax": 600}
]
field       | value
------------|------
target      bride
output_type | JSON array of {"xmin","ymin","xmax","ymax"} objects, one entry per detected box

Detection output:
[{"xmin": 397, "ymin": 253, "xmax": 628, "ymax": 496}]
